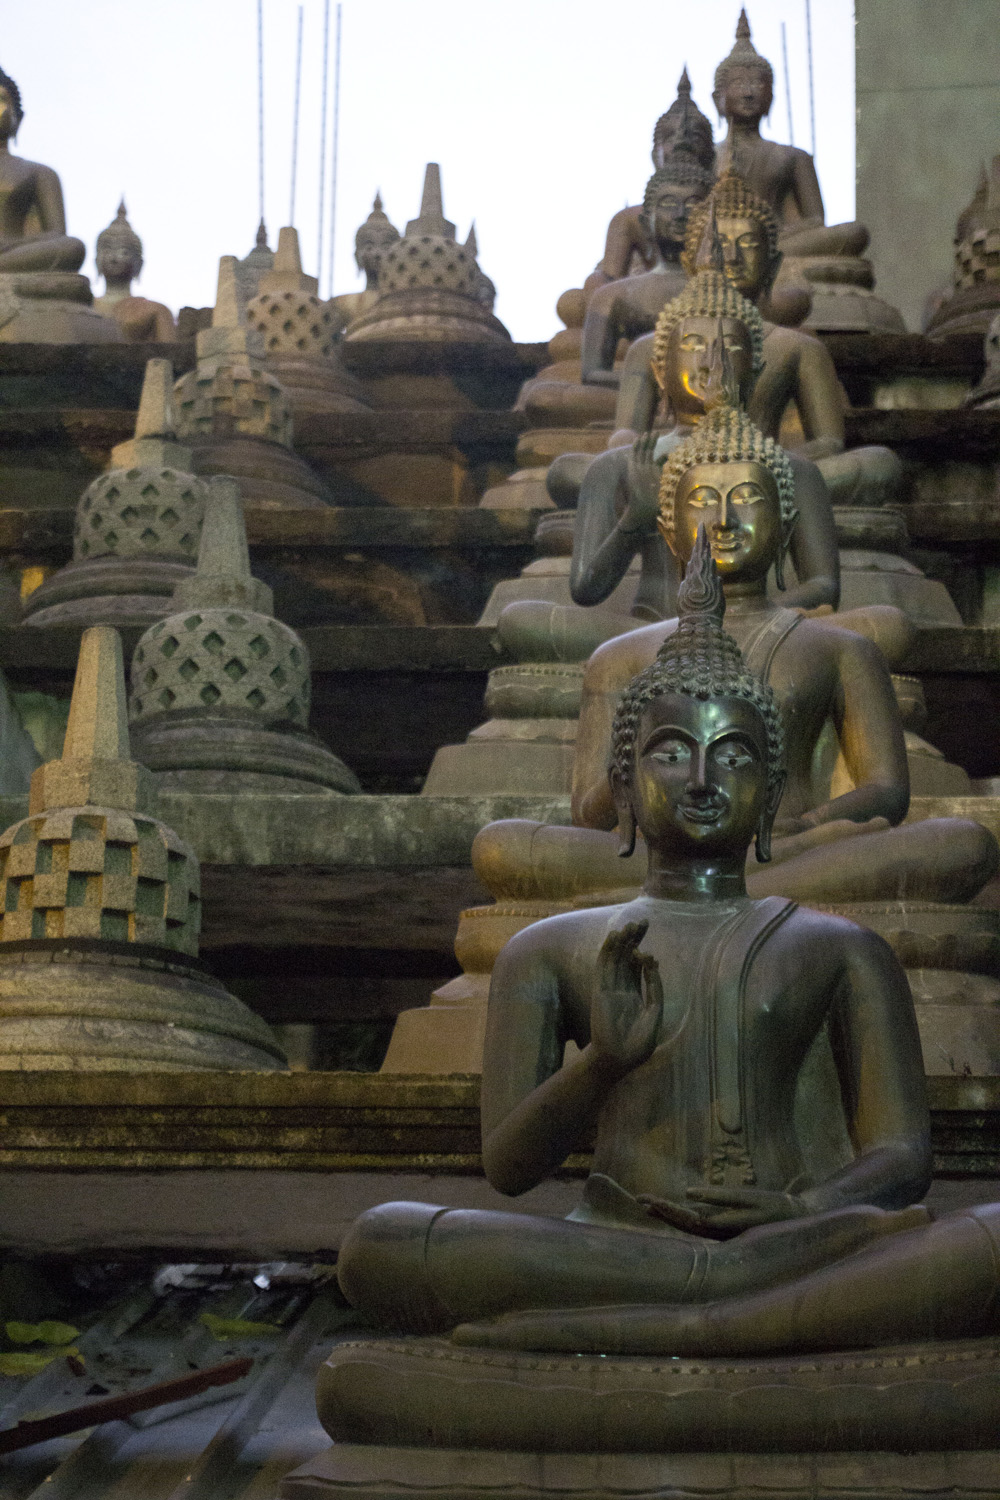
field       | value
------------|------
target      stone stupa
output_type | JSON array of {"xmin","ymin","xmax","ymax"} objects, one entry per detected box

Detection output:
[
  {"xmin": 173, "ymin": 255, "xmax": 330, "ymax": 508},
  {"xmin": 23, "ymin": 358, "xmax": 208, "ymax": 629},
  {"xmin": 245, "ymin": 225, "xmax": 369, "ymax": 420},
  {"xmin": 128, "ymin": 476, "xmax": 361, "ymax": 795},
  {"xmin": 0, "ymin": 625, "xmax": 285, "ymax": 1070},
  {"xmin": 928, "ymin": 155, "xmax": 1000, "ymax": 340},
  {"xmin": 344, "ymin": 163, "xmax": 510, "ymax": 343}
]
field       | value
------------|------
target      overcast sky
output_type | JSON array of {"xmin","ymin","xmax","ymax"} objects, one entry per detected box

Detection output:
[{"xmin": 4, "ymin": 0, "xmax": 855, "ymax": 341}]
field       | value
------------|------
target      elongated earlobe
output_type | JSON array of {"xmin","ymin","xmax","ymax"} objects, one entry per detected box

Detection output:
[
  {"xmin": 618, "ymin": 803, "xmax": 637, "ymax": 859},
  {"xmin": 609, "ymin": 764, "xmax": 637, "ymax": 857},
  {"xmin": 774, "ymin": 509, "xmax": 799, "ymax": 592},
  {"xmin": 755, "ymin": 770, "xmax": 786, "ymax": 863}
]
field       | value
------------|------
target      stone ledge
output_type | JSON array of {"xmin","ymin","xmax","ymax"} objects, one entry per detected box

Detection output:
[
  {"xmin": 845, "ymin": 406, "xmax": 1000, "ymax": 454},
  {"xmin": 0, "ymin": 1070, "xmax": 989, "ymax": 1175}
]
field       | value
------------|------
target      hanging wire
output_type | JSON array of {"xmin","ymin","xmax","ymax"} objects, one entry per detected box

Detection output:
[
  {"xmin": 326, "ymin": 3, "xmax": 342, "ymax": 298},
  {"xmin": 289, "ymin": 5, "xmax": 303, "ymax": 225},
  {"xmin": 781, "ymin": 21, "xmax": 794, "ymax": 146},
  {"xmin": 257, "ymin": 0, "xmax": 265, "ymax": 226},
  {"xmin": 805, "ymin": 0, "xmax": 817, "ymax": 157},
  {"xmin": 317, "ymin": 0, "xmax": 331, "ymax": 279}
]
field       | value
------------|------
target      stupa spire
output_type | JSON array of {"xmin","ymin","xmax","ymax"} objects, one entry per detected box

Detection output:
[
  {"xmin": 62, "ymin": 625, "xmax": 130, "ymax": 764},
  {"xmin": 406, "ymin": 163, "xmax": 456, "ymax": 239},
  {"xmin": 171, "ymin": 477, "xmax": 272, "ymax": 614},
  {"xmin": 133, "ymin": 357, "xmax": 176, "ymax": 442},
  {"xmin": 260, "ymin": 224, "xmax": 318, "ymax": 294}
]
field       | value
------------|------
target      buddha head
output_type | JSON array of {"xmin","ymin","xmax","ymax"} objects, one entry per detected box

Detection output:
[
  {"xmin": 652, "ymin": 67, "xmax": 715, "ymax": 173},
  {"xmin": 713, "ymin": 9, "xmax": 774, "ymax": 126},
  {"xmin": 657, "ymin": 403, "xmax": 797, "ymax": 591},
  {"xmin": 683, "ymin": 169, "xmax": 781, "ymax": 302},
  {"xmin": 610, "ymin": 528, "xmax": 785, "ymax": 862},
  {"xmin": 96, "ymin": 201, "xmax": 143, "ymax": 289},
  {"xmin": 354, "ymin": 192, "xmax": 401, "ymax": 284},
  {"xmin": 0, "ymin": 66, "xmax": 23, "ymax": 142},
  {"xmin": 650, "ymin": 268, "xmax": 763, "ymax": 421},
  {"xmin": 641, "ymin": 159, "xmax": 714, "ymax": 260}
]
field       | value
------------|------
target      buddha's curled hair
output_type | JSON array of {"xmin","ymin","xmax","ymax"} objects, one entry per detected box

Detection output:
[
  {"xmin": 641, "ymin": 158, "xmax": 713, "ymax": 226},
  {"xmin": 650, "ymin": 269, "xmax": 765, "ymax": 390},
  {"xmin": 681, "ymin": 169, "xmax": 780, "ymax": 277},
  {"xmin": 610, "ymin": 530, "xmax": 785, "ymax": 831},
  {"xmin": 0, "ymin": 67, "xmax": 22, "ymax": 127},
  {"xmin": 658, "ymin": 404, "xmax": 797, "ymax": 554}
]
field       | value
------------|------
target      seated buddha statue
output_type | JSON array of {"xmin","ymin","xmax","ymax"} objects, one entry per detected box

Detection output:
[
  {"xmin": 0, "ymin": 65, "xmax": 85, "ymax": 273},
  {"xmin": 498, "ymin": 269, "xmax": 839, "ymax": 666},
  {"xmin": 610, "ymin": 172, "xmax": 903, "ymax": 509},
  {"xmin": 92, "ymin": 201, "xmax": 176, "ymax": 343},
  {"xmin": 580, "ymin": 71, "xmax": 714, "ymax": 385},
  {"xmin": 337, "ymin": 542, "xmax": 955, "ymax": 1342},
  {"xmin": 592, "ymin": 67, "xmax": 716, "ymax": 290},
  {"xmin": 328, "ymin": 191, "xmax": 400, "ymax": 334},
  {"xmin": 710, "ymin": 11, "xmax": 902, "ymax": 332},
  {"xmin": 476, "ymin": 412, "xmax": 995, "ymax": 912}
]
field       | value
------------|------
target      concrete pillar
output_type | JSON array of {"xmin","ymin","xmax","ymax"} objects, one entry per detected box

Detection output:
[{"xmin": 856, "ymin": 0, "xmax": 1000, "ymax": 331}]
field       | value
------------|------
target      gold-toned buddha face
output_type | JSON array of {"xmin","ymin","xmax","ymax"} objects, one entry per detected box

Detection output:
[
  {"xmin": 714, "ymin": 65, "xmax": 772, "ymax": 126},
  {"xmin": 664, "ymin": 315, "xmax": 754, "ymax": 419},
  {"xmin": 650, "ymin": 184, "xmax": 706, "ymax": 254},
  {"xmin": 664, "ymin": 459, "xmax": 781, "ymax": 582},
  {"xmin": 632, "ymin": 692, "xmax": 769, "ymax": 857},
  {"xmin": 715, "ymin": 214, "xmax": 769, "ymax": 300}
]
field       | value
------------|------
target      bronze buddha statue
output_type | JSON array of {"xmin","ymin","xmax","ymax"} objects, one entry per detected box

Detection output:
[
  {"xmin": 496, "ymin": 269, "xmax": 839, "ymax": 667},
  {"xmin": 0, "ymin": 66, "xmax": 85, "ymax": 273},
  {"xmin": 580, "ymin": 71, "xmax": 714, "ymax": 387},
  {"xmin": 338, "ymin": 539, "xmax": 953, "ymax": 1343},
  {"xmin": 709, "ymin": 11, "xmax": 902, "ymax": 332},
  {"xmin": 93, "ymin": 201, "xmax": 176, "ymax": 343},
  {"xmin": 475, "ymin": 404, "xmax": 995, "ymax": 912},
  {"xmin": 610, "ymin": 173, "xmax": 901, "ymax": 506}
]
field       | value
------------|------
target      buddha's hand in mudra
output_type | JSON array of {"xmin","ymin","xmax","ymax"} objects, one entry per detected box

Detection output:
[
  {"xmin": 637, "ymin": 1185, "xmax": 806, "ymax": 1238},
  {"xmin": 590, "ymin": 921, "xmax": 663, "ymax": 1077},
  {"xmin": 621, "ymin": 432, "xmax": 663, "ymax": 535}
]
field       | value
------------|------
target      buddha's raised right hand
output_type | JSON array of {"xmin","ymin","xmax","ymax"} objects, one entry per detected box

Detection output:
[
  {"xmin": 590, "ymin": 921, "xmax": 663, "ymax": 1076},
  {"xmin": 621, "ymin": 433, "xmax": 662, "ymax": 536}
]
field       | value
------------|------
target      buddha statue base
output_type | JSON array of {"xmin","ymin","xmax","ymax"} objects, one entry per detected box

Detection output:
[
  {"xmin": 285, "ymin": 1434, "xmax": 1000, "ymax": 1500},
  {"xmin": 129, "ymin": 711, "xmax": 362, "ymax": 796},
  {"xmin": 927, "ymin": 282, "xmax": 1000, "ymax": 343},
  {"xmin": 298, "ymin": 1332, "xmax": 1000, "ymax": 1488},
  {"xmin": 478, "ymin": 467, "xmax": 554, "ymax": 511},
  {"xmin": 422, "ymin": 655, "xmax": 587, "ymax": 797},
  {"xmin": 0, "ymin": 272, "xmax": 123, "ymax": 344},
  {"xmin": 191, "ymin": 436, "xmax": 331, "ymax": 509},
  {"xmin": 516, "ymin": 362, "xmax": 619, "ymax": 430},
  {"xmin": 777, "ymin": 257, "xmax": 906, "ymax": 335},
  {"xmin": 0, "ymin": 938, "xmax": 285, "ymax": 1071},
  {"xmin": 21, "ymin": 554, "xmax": 194, "ymax": 630},
  {"xmin": 264, "ymin": 350, "xmax": 370, "ymax": 422}
]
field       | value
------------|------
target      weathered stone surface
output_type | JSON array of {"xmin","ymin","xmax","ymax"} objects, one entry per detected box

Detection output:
[{"xmin": 283, "ymin": 1442, "xmax": 1000, "ymax": 1500}]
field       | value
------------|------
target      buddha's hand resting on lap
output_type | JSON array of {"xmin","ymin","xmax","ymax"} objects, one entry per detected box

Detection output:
[
  {"xmin": 637, "ymin": 1185, "xmax": 806, "ymax": 1238},
  {"xmin": 590, "ymin": 921, "xmax": 663, "ymax": 1078},
  {"xmin": 621, "ymin": 433, "xmax": 663, "ymax": 536}
]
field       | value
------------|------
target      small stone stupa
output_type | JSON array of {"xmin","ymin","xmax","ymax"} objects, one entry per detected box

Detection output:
[
  {"xmin": 344, "ymin": 164, "xmax": 510, "ymax": 343},
  {"xmin": 128, "ymin": 477, "xmax": 361, "ymax": 795},
  {"xmin": 245, "ymin": 225, "xmax": 369, "ymax": 420},
  {"xmin": 23, "ymin": 359, "xmax": 208, "ymax": 629},
  {"xmin": 0, "ymin": 625, "xmax": 285, "ymax": 1070},
  {"xmin": 928, "ymin": 156, "xmax": 1000, "ymax": 340},
  {"xmin": 235, "ymin": 219, "xmax": 275, "ymax": 306},
  {"xmin": 173, "ymin": 255, "xmax": 329, "ymax": 508}
]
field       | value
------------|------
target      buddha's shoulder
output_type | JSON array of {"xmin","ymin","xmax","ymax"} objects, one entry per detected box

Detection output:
[
  {"xmin": 5, "ymin": 154, "xmax": 58, "ymax": 182},
  {"xmin": 765, "ymin": 900, "xmax": 892, "ymax": 963},
  {"xmin": 762, "ymin": 322, "xmax": 824, "ymax": 356},
  {"xmin": 585, "ymin": 619, "xmax": 675, "ymax": 686}
]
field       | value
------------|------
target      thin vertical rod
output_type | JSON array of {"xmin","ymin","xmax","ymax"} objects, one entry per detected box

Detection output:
[
  {"xmin": 327, "ymin": 3, "xmax": 342, "ymax": 298},
  {"xmin": 805, "ymin": 0, "xmax": 816, "ymax": 157},
  {"xmin": 781, "ymin": 21, "xmax": 794, "ymax": 146},
  {"xmin": 256, "ymin": 0, "xmax": 265, "ymax": 225},
  {"xmin": 317, "ymin": 0, "xmax": 330, "ymax": 280},
  {"xmin": 289, "ymin": 5, "xmax": 303, "ymax": 224}
]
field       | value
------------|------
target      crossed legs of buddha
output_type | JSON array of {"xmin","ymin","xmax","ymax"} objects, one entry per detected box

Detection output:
[
  {"xmin": 449, "ymin": 1202, "xmax": 1000, "ymax": 1358},
  {"xmin": 337, "ymin": 1195, "xmax": 929, "ymax": 1336}
]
